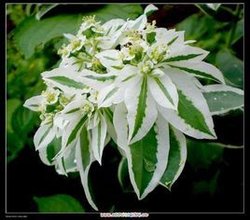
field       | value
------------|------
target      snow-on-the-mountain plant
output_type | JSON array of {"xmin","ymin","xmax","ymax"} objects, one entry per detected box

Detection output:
[{"xmin": 24, "ymin": 4, "xmax": 243, "ymax": 210}]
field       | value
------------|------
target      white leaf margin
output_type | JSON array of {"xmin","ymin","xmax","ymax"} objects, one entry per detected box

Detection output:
[
  {"xmin": 160, "ymin": 125, "xmax": 187, "ymax": 190},
  {"xmin": 202, "ymin": 84, "xmax": 244, "ymax": 115}
]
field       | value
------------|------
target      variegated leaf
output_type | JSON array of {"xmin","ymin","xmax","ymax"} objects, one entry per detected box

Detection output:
[
  {"xmin": 42, "ymin": 67, "xmax": 87, "ymax": 93},
  {"xmin": 168, "ymin": 61, "xmax": 225, "ymax": 84},
  {"xmin": 164, "ymin": 45, "xmax": 208, "ymax": 63},
  {"xmin": 38, "ymin": 137, "xmax": 61, "ymax": 166},
  {"xmin": 113, "ymin": 103, "xmax": 129, "ymax": 151},
  {"xmin": 97, "ymin": 84, "xmax": 120, "ymax": 108},
  {"xmin": 102, "ymin": 108, "xmax": 117, "ymax": 144},
  {"xmin": 75, "ymin": 126, "xmax": 98, "ymax": 211},
  {"xmin": 160, "ymin": 125, "xmax": 187, "ymax": 190},
  {"xmin": 34, "ymin": 124, "xmax": 56, "ymax": 150},
  {"xmin": 202, "ymin": 84, "xmax": 244, "ymax": 115},
  {"xmin": 148, "ymin": 74, "xmax": 178, "ymax": 110},
  {"xmin": 160, "ymin": 69, "xmax": 216, "ymax": 139},
  {"xmin": 23, "ymin": 95, "xmax": 44, "ymax": 112},
  {"xmin": 80, "ymin": 70, "xmax": 116, "ymax": 90},
  {"xmin": 124, "ymin": 114, "xmax": 170, "ymax": 199},
  {"xmin": 125, "ymin": 77, "xmax": 158, "ymax": 144},
  {"xmin": 91, "ymin": 113, "xmax": 107, "ymax": 165}
]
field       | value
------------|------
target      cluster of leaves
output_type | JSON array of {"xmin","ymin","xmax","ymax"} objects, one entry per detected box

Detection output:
[
  {"xmin": 7, "ymin": 3, "xmax": 143, "ymax": 212},
  {"xmin": 7, "ymin": 3, "xmax": 243, "ymax": 212}
]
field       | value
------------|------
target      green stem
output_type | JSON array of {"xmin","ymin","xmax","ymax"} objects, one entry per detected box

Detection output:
[{"xmin": 226, "ymin": 4, "xmax": 241, "ymax": 47}]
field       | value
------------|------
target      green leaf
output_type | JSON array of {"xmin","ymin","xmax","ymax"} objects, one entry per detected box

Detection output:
[
  {"xmin": 195, "ymin": 4, "xmax": 219, "ymax": 17},
  {"xmin": 34, "ymin": 194, "xmax": 85, "ymax": 212},
  {"xmin": 178, "ymin": 90, "xmax": 214, "ymax": 137},
  {"xmin": 7, "ymin": 99, "xmax": 21, "ymax": 133},
  {"xmin": 203, "ymin": 84, "xmax": 244, "ymax": 115},
  {"xmin": 193, "ymin": 171, "xmax": 220, "ymax": 195},
  {"xmin": 11, "ymin": 105, "xmax": 38, "ymax": 136},
  {"xmin": 35, "ymin": 4, "xmax": 59, "ymax": 20},
  {"xmin": 176, "ymin": 14, "xmax": 210, "ymax": 40},
  {"xmin": 13, "ymin": 4, "xmax": 142, "ymax": 59},
  {"xmin": 176, "ymin": 13, "xmax": 226, "ymax": 52},
  {"xmin": 93, "ymin": 4, "xmax": 143, "ymax": 22},
  {"xmin": 47, "ymin": 76, "xmax": 86, "ymax": 89},
  {"xmin": 7, "ymin": 132, "xmax": 25, "ymax": 163},
  {"xmin": 232, "ymin": 19, "xmax": 243, "ymax": 45},
  {"xmin": 187, "ymin": 139, "xmax": 224, "ymax": 170},
  {"xmin": 215, "ymin": 50, "xmax": 243, "ymax": 88},
  {"xmin": 14, "ymin": 14, "xmax": 83, "ymax": 58},
  {"xmin": 160, "ymin": 126, "xmax": 187, "ymax": 190}
]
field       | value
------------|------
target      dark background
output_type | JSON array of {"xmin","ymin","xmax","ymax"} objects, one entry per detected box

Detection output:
[{"xmin": 6, "ymin": 3, "xmax": 244, "ymax": 214}]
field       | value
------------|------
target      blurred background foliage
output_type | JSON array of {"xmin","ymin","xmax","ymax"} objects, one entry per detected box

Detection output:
[{"xmin": 7, "ymin": 4, "xmax": 243, "ymax": 213}]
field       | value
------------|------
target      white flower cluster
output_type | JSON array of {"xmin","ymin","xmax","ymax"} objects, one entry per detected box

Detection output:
[{"xmin": 24, "ymin": 5, "xmax": 239, "ymax": 210}]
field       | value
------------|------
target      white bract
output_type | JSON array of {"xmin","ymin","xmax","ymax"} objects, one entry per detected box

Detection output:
[{"xmin": 23, "ymin": 4, "xmax": 243, "ymax": 211}]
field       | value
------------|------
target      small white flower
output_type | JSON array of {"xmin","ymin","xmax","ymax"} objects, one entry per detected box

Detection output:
[{"xmin": 42, "ymin": 87, "xmax": 61, "ymax": 105}]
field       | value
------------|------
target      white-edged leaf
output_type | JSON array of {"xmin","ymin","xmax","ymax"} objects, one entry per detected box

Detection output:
[
  {"xmin": 62, "ymin": 113, "xmax": 88, "ymax": 149},
  {"xmin": 103, "ymin": 108, "xmax": 117, "ymax": 144},
  {"xmin": 60, "ymin": 141, "xmax": 78, "ymax": 173},
  {"xmin": 95, "ymin": 50, "xmax": 122, "ymax": 71},
  {"xmin": 54, "ymin": 156, "xmax": 68, "ymax": 176},
  {"xmin": 126, "ymin": 4, "xmax": 157, "ymax": 31},
  {"xmin": 165, "ymin": 44, "xmax": 208, "ymax": 63},
  {"xmin": 124, "ymin": 77, "xmax": 158, "ymax": 144},
  {"xmin": 80, "ymin": 70, "xmax": 116, "ymax": 90},
  {"xmin": 144, "ymin": 4, "xmax": 158, "ymax": 15},
  {"xmin": 91, "ymin": 113, "xmax": 107, "ymax": 165},
  {"xmin": 113, "ymin": 103, "xmax": 129, "ymax": 150},
  {"xmin": 60, "ymin": 97, "xmax": 89, "ymax": 120},
  {"xmin": 75, "ymin": 126, "xmax": 98, "ymax": 211},
  {"xmin": 23, "ymin": 95, "xmax": 44, "ymax": 112},
  {"xmin": 117, "ymin": 157, "xmax": 130, "ymax": 191},
  {"xmin": 148, "ymin": 74, "xmax": 178, "ymax": 110},
  {"xmin": 160, "ymin": 125, "xmax": 187, "ymax": 190},
  {"xmin": 87, "ymin": 112, "xmax": 100, "ymax": 130},
  {"xmin": 115, "ymin": 65, "xmax": 140, "ymax": 87},
  {"xmin": 42, "ymin": 66, "xmax": 87, "ymax": 94},
  {"xmin": 168, "ymin": 61, "xmax": 225, "ymax": 84},
  {"xmin": 37, "ymin": 133, "xmax": 63, "ymax": 167},
  {"xmin": 38, "ymin": 146, "xmax": 54, "ymax": 166},
  {"xmin": 102, "ymin": 18, "xmax": 125, "ymax": 36},
  {"xmin": 34, "ymin": 124, "xmax": 56, "ymax": 150},
  {"xmin": 97, "ymin": 84, "xmax": 121, "ymax": 108},
  {"xmin": 160, "ymin": 69, "xmax": 216, "ymax": 139},
  {"xmin": 124, "ymin": 114, "xmax": 170, "ymax": 199},
  {"xmin": 202, "ymin": 84, "xmax": 244, "ymax": 115},
  {"xmin": 155, "ymin": 28, "xmax": 184, "ymax": 46}
]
